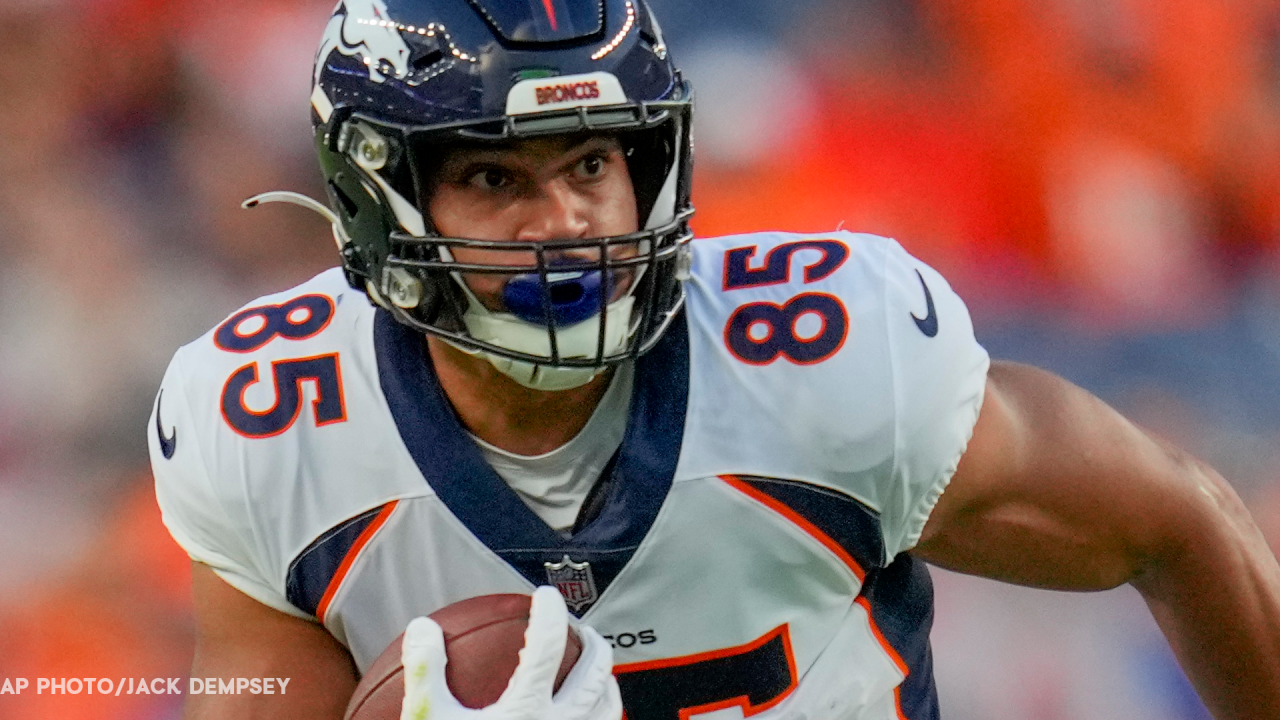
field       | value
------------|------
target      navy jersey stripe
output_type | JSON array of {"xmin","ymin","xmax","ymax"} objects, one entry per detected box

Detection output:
[
  {"xmin": 732, "ymin": 476, "xmax": 884, "ymax": 574},
  {"xmin": 859, "ymin": 555, "xmax": 939, "ymax": 720},
  {"xmin": 285, "ymin": 504, "xmax": 387, "ymax": 617},
  {"xmin": 374, "ymin": 309, "xmax": 690, "ymax": 616}
]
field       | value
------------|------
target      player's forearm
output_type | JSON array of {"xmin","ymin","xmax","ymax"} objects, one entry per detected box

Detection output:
[
  {"xmin": 188, "ymin": 563, "xmax": 357, "ymax": 720},
  {"xmin": 1130, "ymin": 465, "xmax": 1280, "ymax": 720}
]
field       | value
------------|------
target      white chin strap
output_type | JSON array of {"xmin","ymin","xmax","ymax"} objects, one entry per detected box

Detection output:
[
  {"xmin": 458, "ymin": 294, "xmax": 636, "ymax": 392},
  {"xmin": 437, "ymin": 246, "xmax": 637, "ymax": 392}
]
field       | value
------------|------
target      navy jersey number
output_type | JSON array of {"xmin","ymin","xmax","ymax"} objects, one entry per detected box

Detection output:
[
  {"xmin": 722, "ymin": 240, "xmax": 850, "ymax": 366},
  {"xmin": 215, "ymin": 295, "xmax": 334, "ymax": 353},
  {"xmin": 214, "ymin": 295, "xmax": 347, "ymax": 437},
  {"xmin": 725, "ymin": 293, "xmax": 848, "ymax": 365},
  {"xmin": 221, "ymin": 354, "xmax": 347, "ymax": 439},
  {"xmin": 723, "ymin": 240, "xmax": 848, "ymax": 291},
  {"xmin": 614, "ymin": 625, "xmax": 797, "ymax": 720}
]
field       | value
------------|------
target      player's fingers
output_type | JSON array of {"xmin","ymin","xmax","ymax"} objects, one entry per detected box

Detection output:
[
  {"xmin": 500, "ymin": 586, "xmax": 569, "ymax": 705},
  {"xmin": 552, "ymin": 626, "xmax": 621, "ymax": 720},
  {"xmin": 403, "ymin": 616, "xmax": 450, "ymax": 681},
  {"xmin": 401, "ymin": 617, "xmax": 456, "ymax": 720},
  {"xmin": 581, "ymin": 675, "xmax": 623, "ymax": 720}
]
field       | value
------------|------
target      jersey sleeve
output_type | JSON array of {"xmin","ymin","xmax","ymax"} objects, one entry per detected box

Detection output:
[
  {"xmin": 879, "ymin": 241, "xmax": 989, "ymax": 559},
  {"xmin": 148, "ymin": 350, "xmax": 313, "ymax": 620}
]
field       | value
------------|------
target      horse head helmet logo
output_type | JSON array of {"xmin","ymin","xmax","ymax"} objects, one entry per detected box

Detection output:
[{"xmin": 315, "ymin": 0, "xmax": 411, "ymax": 84}]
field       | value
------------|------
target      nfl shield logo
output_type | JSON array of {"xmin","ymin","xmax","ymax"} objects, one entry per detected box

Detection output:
[{"xmin": 544, "ymin": 555, "xmax": 598, "ymax": 611}]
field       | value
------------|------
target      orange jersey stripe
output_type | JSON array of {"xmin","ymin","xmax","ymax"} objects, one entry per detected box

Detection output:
[
  {"xmin": 854, "ymin": 596, "xmax": 909, "ymax": 675},
  {"xmin": 316, "ymin": 500, "xmax": 399, "ymax": 624},
  {"xmin": 894, "ymin": 686, "xmax": 909, "ymax": 720},
  {"xmin": 719, "ymin": 475, "xmax": 867, "ymax": 583},
  {"xmin": 855, "ymin": 595, "xmax": 911, "ymax": 719}
]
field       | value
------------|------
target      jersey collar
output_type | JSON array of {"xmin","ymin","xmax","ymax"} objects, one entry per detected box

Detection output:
[{"xmin": 374, "ymin": 309, "xmax": 689, "ymax": 613}]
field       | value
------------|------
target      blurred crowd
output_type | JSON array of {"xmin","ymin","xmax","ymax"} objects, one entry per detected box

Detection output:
[{"xmin": 1, "ymin": 0, "xmax": 1278, "ymax": 718}]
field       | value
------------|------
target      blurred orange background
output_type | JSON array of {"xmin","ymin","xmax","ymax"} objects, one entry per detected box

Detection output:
[{"xmin": 1, "ymin": 1, "xmax": 1279, "ymax": 718}]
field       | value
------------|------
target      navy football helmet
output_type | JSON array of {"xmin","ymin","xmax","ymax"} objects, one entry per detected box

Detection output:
[{"xmin": 277, "ymin": 0, "xmax": 692, "ymax": 387}]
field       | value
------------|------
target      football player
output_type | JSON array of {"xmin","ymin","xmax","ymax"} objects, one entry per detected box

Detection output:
[{"xmin": 148, "ymin": 0, "xmax": 1280, "ymax": 718}]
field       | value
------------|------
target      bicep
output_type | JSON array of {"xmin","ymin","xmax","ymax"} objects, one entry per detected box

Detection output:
[
  {"xmin": 912, "ymin": 361, "xmax": 1222, "ymax": 591},
  {"xmin": 185, "ymin": 562, "xmax": 357, "ymax": 720}
]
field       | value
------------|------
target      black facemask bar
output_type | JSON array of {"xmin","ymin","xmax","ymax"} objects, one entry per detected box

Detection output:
[{"xmin": 382, "ymin": 208, "xmax": 693, "ymax": 366}]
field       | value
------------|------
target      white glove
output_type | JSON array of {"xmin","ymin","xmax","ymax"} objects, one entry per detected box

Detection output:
[{"xmin": 401, "ymin": 586, "xmax": 623, "ymax": 720}]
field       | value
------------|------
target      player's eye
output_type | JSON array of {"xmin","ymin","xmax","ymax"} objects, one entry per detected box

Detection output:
[
  {"xmin": 576, "ymin": 153, "xmax": 607, "ymax": 179},
  {"xmin": 468, "ymin": 167, "xmax": 512, "ymax": 191}
]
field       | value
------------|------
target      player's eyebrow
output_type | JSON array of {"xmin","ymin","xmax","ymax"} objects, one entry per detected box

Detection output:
[{"xmin": 438, "ymin": 135, "xmax": 621, "ymax": 171}]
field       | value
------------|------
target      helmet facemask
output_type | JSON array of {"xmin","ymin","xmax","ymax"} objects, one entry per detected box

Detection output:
[
  {"xmin": 435, "ymin": 238, "xmax": 645, "ymax": 391},
  {"xmin": 329, "ymin": 102, "xmax": 692, "ymax": 389},
  {"xmin": 293, "ymin": 0, "xmax": 692, "ymax": 389}
]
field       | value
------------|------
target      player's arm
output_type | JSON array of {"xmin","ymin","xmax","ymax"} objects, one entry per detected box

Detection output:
[
  {"xmin": 184, "ymin": 562, "xmax": 357, "ymax": 720},
  {"xmin": 913, "ymin": 360, "xmax": 1280, "ymax": 719}
]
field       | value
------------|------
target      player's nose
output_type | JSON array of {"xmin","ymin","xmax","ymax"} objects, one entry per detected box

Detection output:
[{"xmin": 514, "ymin": 179, "xmax": 590, "ymax": 243}]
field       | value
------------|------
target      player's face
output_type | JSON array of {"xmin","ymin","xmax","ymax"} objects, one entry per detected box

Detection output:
[{"xmin": 427, "ymin": 135, "xmax": 640, "ymax": 310}]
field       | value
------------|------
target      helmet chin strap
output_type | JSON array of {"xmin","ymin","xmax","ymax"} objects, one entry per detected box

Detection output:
[
  {"xmin": 436, "ymin": 245, "xmax": 636, "ymax": 392},
  {"xmin": 451, "ymin": 292, "xmax": 636, "ymax": 392}
]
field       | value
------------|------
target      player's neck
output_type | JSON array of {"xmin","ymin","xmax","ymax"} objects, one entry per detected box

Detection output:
[{"xmin": 426, "ymin": 336, "xmax": 615, "ymax": 456}]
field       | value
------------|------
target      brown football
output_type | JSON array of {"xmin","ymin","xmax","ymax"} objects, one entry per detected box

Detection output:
[{"xmin": 344, "ymin": 594, "xmax": 582, "ymax": 720}]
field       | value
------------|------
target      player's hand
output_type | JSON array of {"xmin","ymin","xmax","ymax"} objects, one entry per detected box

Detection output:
[{"xmin": 400, "ymin": 586, "xmax": 622, "ymax": 720}]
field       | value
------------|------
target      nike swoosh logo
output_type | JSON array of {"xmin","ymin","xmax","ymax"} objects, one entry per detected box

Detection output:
[
  {"xmin": 155, "ymin": 390, "xmax": 177, "ymax": 459},
  {"xmin": 911, "ymin": 270, "xmax": 938, "ymax": 338}
]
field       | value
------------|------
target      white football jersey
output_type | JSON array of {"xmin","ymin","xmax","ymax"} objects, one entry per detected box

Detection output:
[{"xmin": 149, "ymin": 230, "xmax": 989, "ymax": 720}]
